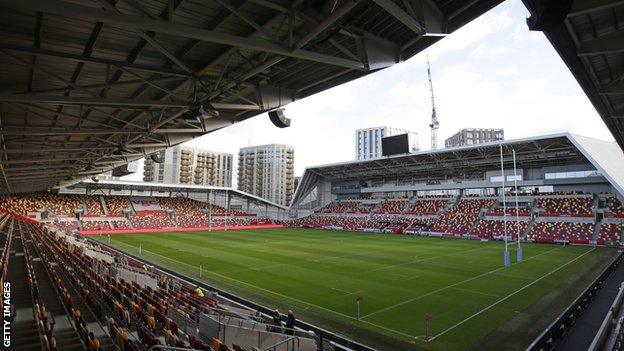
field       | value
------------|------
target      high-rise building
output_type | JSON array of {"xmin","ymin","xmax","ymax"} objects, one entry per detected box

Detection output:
[
  {"xmin": 237, "ymin": 144, "xmax": 294, "ymax": 206},
  {"xmin": 143, "ymin": 146, "xmax": 232, "ymax": 187},
  {"xmin": 355, "ymin": 126, "xmax": 418, "ymax": 160},
  {"xmin": 444, "ymin": 128, "xmax": 504, "ymax": 148}
]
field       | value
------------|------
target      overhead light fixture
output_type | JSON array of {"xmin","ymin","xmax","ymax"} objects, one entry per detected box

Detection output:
[{"xmin": 150, "ymin": 153, "xmax": 164, "ymax": 163}]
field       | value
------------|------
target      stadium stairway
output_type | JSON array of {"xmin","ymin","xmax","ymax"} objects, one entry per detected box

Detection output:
[
  {"xmin": 7, "ymin": 229, "xmax": 43, "ymax": 351},
  {"xmin": 100, "ymin": 195, "xmax": 109, "ymax": 216},
  {"xmin": 522, "ymin": 217, "xmax": 535, "ymax": 239},
  {"xmin": 26, "ymin": 238, "xmax": 86, "ymax": 351},
  {"xmin": 592, "ymin": 220, "xmax": 603, "ymax": 243}
]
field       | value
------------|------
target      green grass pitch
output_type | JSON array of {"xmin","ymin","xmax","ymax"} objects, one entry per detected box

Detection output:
[{"xmin": 94, "ymin": 228, "xmax": 616, "ymax": 351}]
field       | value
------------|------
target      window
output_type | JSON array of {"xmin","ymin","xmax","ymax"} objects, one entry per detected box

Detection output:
[{"xmin": 544, "ymin": 170, "xmax": 600, "ymax": 179}]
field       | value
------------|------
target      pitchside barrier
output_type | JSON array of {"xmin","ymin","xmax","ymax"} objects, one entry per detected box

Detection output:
[
  {"xmin": 79, "ymin": 224, "xmax": 284, "ymax": 235},
  {"xmin": 92, "ymin": 239, "xmax": 380, "ymax": 351},
  {"xmin": 525, "ymin": 250, "xmax": 624, "ymax": 351},
  {"xmin": 588, "ymin": 282, "xmax": 624, "ymax": 351}
]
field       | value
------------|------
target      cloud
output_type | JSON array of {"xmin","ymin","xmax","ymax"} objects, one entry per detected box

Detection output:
[{"xmin": 122, "ymin": 0, "xmax": 615, "ymax": 186}]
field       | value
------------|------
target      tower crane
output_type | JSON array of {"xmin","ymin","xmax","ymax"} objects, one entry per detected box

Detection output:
[{"xmin": 426, "ymin": 52, "xmax": 439, "ymax": 150}]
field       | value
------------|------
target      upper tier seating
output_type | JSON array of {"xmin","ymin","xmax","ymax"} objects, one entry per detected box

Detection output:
[
  {"xmin": 85, "ymin": 196, "xmax": 104, "ymax": 215},
  {"xmin": 454, "ymin": 198, "xmax": 496, "ymax": 214},
  {"xmin": 428, "ymin": 198, "xmax": 495, "ymax": 235},
  {"xmin": 537, "ymin": 196, "xmax": 593, "ymax": 217},
  {"xmin": 105, "ymin": 196, "xmax": 131, "ymax": 215},
  {"xmin": 528, "ymin": 221, "xmax": 595, "ymax": 244},
  {"xmin": 406, "ymin": 198, "xmax": 447, "ymax": 215},
  {"xmin": 318, "ymin": 200, "xmax": 358, "ymax": 214},
  {"xmin": 376, "ymin": 199, "xmax": 407, "ymax": 214},
  {"xmin": 472, "ymin": 219, "xmax": 529, "ymax": 239},
  {"xmin": 40, "ymin": 193, "xmax": 83, "ymax": 215}
]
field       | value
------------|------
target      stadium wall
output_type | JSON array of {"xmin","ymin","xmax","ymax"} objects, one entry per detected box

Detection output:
[{"xmin": 78, "ymin": 224, "xmax": 284, "ymax": 235}]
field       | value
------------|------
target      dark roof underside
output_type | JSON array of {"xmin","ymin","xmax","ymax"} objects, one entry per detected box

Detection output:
[
  {"xmin": 0, "ymin": 0, "xmax": 503, "ymax": 194},
  {"xmin": 521, "ymin": 0, "xmax": 624, "ymax": 150}
]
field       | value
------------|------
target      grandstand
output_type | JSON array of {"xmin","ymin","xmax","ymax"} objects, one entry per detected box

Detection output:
[
  {"xmin": 0, "ymin": 180, "xmax": 288, "ymax": 234},
  {"xmin": 291, "ymin": 133, "xmax": 624, "ymax": 246}
]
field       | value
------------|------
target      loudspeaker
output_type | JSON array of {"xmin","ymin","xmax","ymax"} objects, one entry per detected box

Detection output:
[
  {"xmin": 150, "ymin": 153, "xmax": 164, "ymax": 163},
  {"xmin": 527, "ymin": 0, "xmax": 573, "ymax": 31},
  {"xmin": 111, "ymin": 164, "xmax": 133, "ymax": 177},
  {"xmin": 268, "ymin": 109, "xmax": 291, "ymax": 128}
]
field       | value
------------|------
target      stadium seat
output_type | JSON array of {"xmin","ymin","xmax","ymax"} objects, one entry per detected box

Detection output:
[
  {"xmin": 537, "ymin": 196, "xmax": 593, "ymax": 217},
  {"xmin": 527, "ymin": 221, "xmax": 594, "ymax": 244}
]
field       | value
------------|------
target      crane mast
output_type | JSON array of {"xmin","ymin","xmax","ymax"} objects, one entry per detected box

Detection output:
[{"xmin": 427, "ymin": 52, "xmax": 439, "ymax": 150}]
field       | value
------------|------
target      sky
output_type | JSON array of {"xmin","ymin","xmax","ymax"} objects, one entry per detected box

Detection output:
[{"xmin": 124, "ymin": 0, "xmax": 614, "ymax": 184}]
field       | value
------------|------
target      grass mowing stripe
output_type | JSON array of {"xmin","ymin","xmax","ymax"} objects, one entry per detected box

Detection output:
[
  {"xmin": 367, "ymin": 245, "xmax": 491, "ymax": 272},
  {"xmin": 122, "ymin": 241, "xmax": 420, "ymax": 340},
  {"xmin": 428, "ymin": 247, "xmax": 596, "ymax": 341},
  {"xmin": 360, "ymin": 245, "xmax": 563, "ymax": 319},
  {"xmin": 100, "ymin": 229, "xmax": 614, "ymax": 351},
  {"xmin": 222, "ymin": 246, "xmax": 409, "ymax": 275}
]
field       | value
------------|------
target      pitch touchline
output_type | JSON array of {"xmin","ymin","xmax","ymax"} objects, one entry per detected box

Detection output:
[
  {"xmin": 360, "ymin": 246, "xmax": 562, "ymax": 319},
  {"xmin": 429, "ymin": 248, "xmax": 596, "ymax": 341},
  {"xmin": 114, "ymin": 241, "xmax": 418, "ymax": 340}
]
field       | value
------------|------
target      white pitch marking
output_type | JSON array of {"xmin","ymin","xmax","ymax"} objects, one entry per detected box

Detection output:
[
  {"xmin": 124, "ymin": 244, "xmax": 418, "ymax": 340},
  {"xmin": 368, "ymin": 246, "xmax": 489, "ymax": 272},
  {"xmin": 447, "ymin": 286, "xmax": 500, "ymax": 298},
  {"xmin": 361, "ymin": 246, "xmax": 562, "ymax": 319},
  {"xmin": 429, "ymin": 248, "xmax": 595, "ymax": 341}
]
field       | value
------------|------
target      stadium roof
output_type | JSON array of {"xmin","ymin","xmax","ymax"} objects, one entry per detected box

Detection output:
[
  {"xmin": 521, "ymin": 1, "xmax": 624, "ymax": 150},
  {"xmin": 291, "ymin": 132, "xmax": 624, "ymax": 206},
  {"xmin": 64, "ymin": 179, "xmax": 288, "ymax": 210},
  {"xmin": 0, "ymin": 0, "xmax": 503, "ymax": 194}
]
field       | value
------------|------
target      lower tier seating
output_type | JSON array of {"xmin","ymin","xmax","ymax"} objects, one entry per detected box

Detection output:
[
  {"xmin": 598, "ymin": 222, "xmax": 623, "ymax": 245},
  {"xmin": 428, "ymin": 212, "xmax": 478, "ymax": 235},
  {"xmin": 528, "ymin": 221, "xmax": 595, "ymax": 244}
]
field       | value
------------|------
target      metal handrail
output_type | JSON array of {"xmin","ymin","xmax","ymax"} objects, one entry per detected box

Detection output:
[
  {"xmin": 263, "ymin": 336, "xmax": 300, "ymax": 351},
  {"xmin": 148, "ymin": 346, "xmax": 205, "ymax": 351}
]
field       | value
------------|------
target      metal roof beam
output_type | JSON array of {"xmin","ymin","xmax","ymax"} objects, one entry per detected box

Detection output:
[
  {"xmin": 568, "ymin": 0, "xmax": 624, "ymax": 17},
  {"xmin": 0, "ymin": 43, "xmax": 192, "ymax": 78},
  {"xmin": 6, "ymin": 0, "xmax": 365, "ymax": 70},
  {"xmin": 0, "ymin": 146, "xmax": 113, "ymax": 154},
  {"xmin": 371, "ymin": 0, "xmax": 424, "ymax": 34},
  {"xmin": 578, "ymin": 31, "xmax": 624, "ymax": 56},
  {"xmin": 600, "ymin": 80, "xmax": 624, "ymax": 94},
  {"xmin": 0, "ymin": 128, "xmax": 143, "ymax": 136},
  {"xmin": 29, "ymin": 76, "xmax": 186, "ymax": 95},
  {"xmin": 0, "ymin": 94, "xmax": 260, "ymax": 110}
]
